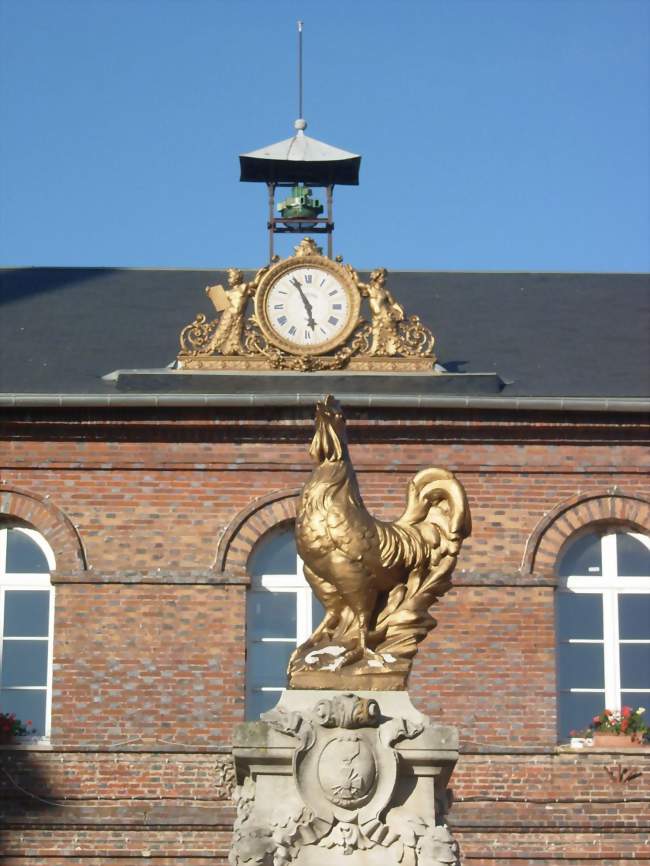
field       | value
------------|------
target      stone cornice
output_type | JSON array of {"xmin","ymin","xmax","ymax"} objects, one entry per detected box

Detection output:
[{"xmin": 51, "ymin": 569, "xmax": 249, "ymax": 585}]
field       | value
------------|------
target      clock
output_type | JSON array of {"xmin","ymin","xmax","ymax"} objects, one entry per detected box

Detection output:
[{"xmin": 254, "ymin": 253, "xmax": 361, "ymax": 355}]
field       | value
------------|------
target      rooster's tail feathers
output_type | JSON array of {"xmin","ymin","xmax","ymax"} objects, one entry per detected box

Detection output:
[{"xmin": 398, "ymin": 467, "xmax": 471, "ymax": 538}]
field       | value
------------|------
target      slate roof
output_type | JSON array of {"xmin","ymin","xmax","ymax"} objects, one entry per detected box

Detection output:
[{"xmin": 1, "ymin": 267, "xmax": 648, "ymax": 403}]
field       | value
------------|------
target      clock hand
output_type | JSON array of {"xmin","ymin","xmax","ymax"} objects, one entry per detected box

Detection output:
[{"xmin": 290, "ymin": 278, "xmax": 317, "ymax": 329}]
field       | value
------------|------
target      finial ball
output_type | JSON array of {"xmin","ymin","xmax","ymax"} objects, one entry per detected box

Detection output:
[{"xmin": 294, "ymin": 118, "xmax": 307, "ymax": 131}]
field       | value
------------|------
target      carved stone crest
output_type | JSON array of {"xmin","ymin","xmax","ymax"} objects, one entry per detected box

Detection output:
[{"xmin": 229, "ymin": 692, "xmax": 459, "ymax": 866}]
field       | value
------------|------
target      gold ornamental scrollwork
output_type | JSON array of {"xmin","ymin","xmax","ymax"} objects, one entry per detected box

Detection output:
[
  {"xmin": 179, "ymin": 265, "xmax": 269, "ymax": 358},
  {"xmin": 242, "ymin": 318, "xmax": 373, "ymax": 372},
  {"xmin": 177, "ymin": 239, "xmax": 436, "ymax": 372}
]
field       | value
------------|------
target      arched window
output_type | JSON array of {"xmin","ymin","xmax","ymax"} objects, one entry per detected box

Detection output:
[
  {"xmin": 246, "ymin": 524, "xmax": 324, "ymax": 720},
  {"xmin": 556, "ymin": 528, "xmax": 650, "ymax": 739},
  {"xmin": 0, "ymin": 522, "xmax": 55, "ymax": 738}
]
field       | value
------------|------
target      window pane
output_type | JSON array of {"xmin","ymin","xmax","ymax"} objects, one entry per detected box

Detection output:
[
  {"xmin": 247, "ymin": 642, "xmax": 293, "ymax": 689},
  {"xmin": 312, "ymin": 594, "xmax": 325, "ymax": 630},
  {"xmin": 248, "ymin": 528, "xmax": 297, "ymax": 577},
  {"xmin": 620, "ymin": 645, "xmax": 650, "ymax": 689},
  {"xmin": 247, "ymin": 590, "xmax": 297, "ymax": 640},
  {"xmin": 557, "ymin": 593, "xmax": 603, "ymax": 640},
  {"xmin": 557, "ymin": 534, "xmax": 602, "ymax": 577},
  {"xmin": 616, "ymin": 534, "xmax": 650, "ymax": 577},
  {"xmin": 558, "ymin": 643, "xmax": 604, "ymax": 689},
  {"xmin": 621, "ymin": 692, "xmax": 650, "ymax": 712},
  {"xmin": 4, "ymin": 591, "xmax": 50, "ymax": 637},
  {"xmin": 619, "ymin": 595, "xmax": 650, "ymax": 639},
  {"xmin": 5, "ymin": 530, "xmax": 49, "ymax": 573},
  {"xmin": 1, "ymin": 640, "xmax": 48, "ymax": 686},
  {"xmin": 0, "ymin": 689, "xmax": 46, "ymax": 736},
  {"xmin": 246, "ymin": 689, "xmax": 281, "ymax": 721},
  {"xmin": 557, "ymin": 691, "xmax": 604, "ymax": 741}
]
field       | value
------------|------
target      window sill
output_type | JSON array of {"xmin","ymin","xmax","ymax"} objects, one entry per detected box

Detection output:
[
  {"xmin": 0, "ymin": 737, "xmax": 52, "ymax": 750},
  {"xmin": 558, "ymin": 740, "xmax": 649, "ymax": 753}
]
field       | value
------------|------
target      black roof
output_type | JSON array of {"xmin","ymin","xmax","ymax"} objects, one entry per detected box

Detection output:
[
  {"xmin": 239, "ymin": 155, "xmax": 361, "ymax": 186},
  {"xmin": 1, "ymin": 267, "xmax": 648, "ymax": 400}
]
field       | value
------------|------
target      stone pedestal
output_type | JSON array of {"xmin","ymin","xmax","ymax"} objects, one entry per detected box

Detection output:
[{"xmin": 229, "ymin": 691, "xmax": 459, "ymax": 866}]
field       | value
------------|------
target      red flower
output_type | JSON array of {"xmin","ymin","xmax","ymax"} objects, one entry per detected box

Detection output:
[
  {"xmin": 27, "ymin": 720, "xmax": 32, "ymax": 726},
  {"xmin": 621, "ymin": 720, "xmax": 629, "ymax": 731},
  {"xmin": 592, "ymin": 715, "xmax": 601, "ymax": 724},
  {"xmin": 622, "ymin": 706, "xmax": 632, "ymax": 718}
]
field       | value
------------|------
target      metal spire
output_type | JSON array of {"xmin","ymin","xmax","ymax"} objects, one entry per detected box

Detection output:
[{"xmin": 297, "ymin": 21, "xmax": 304, "ymax": 126}]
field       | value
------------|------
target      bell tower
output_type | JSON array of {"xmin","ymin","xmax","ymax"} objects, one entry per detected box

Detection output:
[{"xmin": 238, "ymin": 22, "xmax": 361, "ymax": 260}]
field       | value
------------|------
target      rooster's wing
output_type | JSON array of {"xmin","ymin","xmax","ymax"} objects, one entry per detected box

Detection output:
[{"xmin": 325, "ymin": 503, "xmax": 378, "ymax": 565}]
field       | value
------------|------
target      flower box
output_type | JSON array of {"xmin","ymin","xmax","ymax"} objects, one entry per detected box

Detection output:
[
  {"xmin": 592, "ymin": 732, "xmax": 645, "ymax": 748},
  {"xmin": 589, "ymin": 706, "xmax": 648, "ymax": 747}
]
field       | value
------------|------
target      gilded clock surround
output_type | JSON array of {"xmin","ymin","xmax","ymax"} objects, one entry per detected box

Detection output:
[{"xmin": 178, "ymin": 238, "xmax": 436, "ymax": 372}]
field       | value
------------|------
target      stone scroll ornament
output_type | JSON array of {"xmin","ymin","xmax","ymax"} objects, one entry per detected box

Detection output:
[
  {"xmin": 289, "ymin": 395, "xmax": 472, "ymax": 690},
  {"xmin": 229, "ymin": 693, "xmax": 460, "ymax": 866}
]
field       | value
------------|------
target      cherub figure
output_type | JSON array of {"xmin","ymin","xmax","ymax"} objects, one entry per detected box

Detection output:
[
  {"xmin": 205, "ymin": 266, "xmax": 268, "ymax": 355},
  {"xmin": 358, "ymin": 268, "xmax": 404, "ymax": 355}
]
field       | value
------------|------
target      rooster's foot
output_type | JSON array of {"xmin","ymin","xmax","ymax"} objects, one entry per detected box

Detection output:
[
  {"xmin": 337, "ymin": 646, "xmax": 392, "ymax": 671},
  {"xmin": 364, "ymin": 648, "xmax": 394, "ymax": 670},
  {"xmin": 288, "ymin": 633, "xmax": 337, "ymax": 672}
]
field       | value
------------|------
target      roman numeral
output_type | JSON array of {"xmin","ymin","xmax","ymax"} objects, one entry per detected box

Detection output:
[
  {"xmin": 328, "ymin": 289, "xmax": 338, "ymax": 296},
  {"xmin": 288, "ymin": 325, "xmax": 297, "ymax": 336},
  {"xmin": 278, "ymin": 315, "xmax": 287, "ymax": 325},
  {"xmin": 304, "ymin": 329, "xmax": 312, "ymax": 340},
  {"xmin": 274, "ymin": 303, "xmax": 284, "ymax": 309},
  {"xmin": 332, "ymin": 303, "xmax": 342, "ymax": 310},
  {"xmin": 304, "ymin": 273, "xmax": 312, "ymax": 284},
  {"xmin": 328, "ymin": 316, "xmax": 339, "ymax": 326}
]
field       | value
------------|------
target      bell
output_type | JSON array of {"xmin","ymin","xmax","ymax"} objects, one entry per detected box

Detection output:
[{"xmin": 277, "ymin": 184, "xmax": 324, "ymax": 226}]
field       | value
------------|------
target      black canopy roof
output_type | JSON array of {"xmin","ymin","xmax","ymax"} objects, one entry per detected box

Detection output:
[{"xmin": 240, "ymin": 126, "xmax": 361, "ymax": 186}]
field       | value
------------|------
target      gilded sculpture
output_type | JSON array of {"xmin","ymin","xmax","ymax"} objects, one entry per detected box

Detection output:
[
  {"xmin": 356, "ymin": 266, "xmax": 436, "ymax": 359},
  {"xmin": 357, "ymin": 267, "xmax": 404, "ymax": 355},
  {"xmin": 177, "ymin": 240, "xmax": 436, "ymax": 371},
  {"xmin": 205, "ymin": 268, "xmax": 255, "ymax": 355},
  {"xmin": 180, "ymin": 265, "xmax": 270, "ymax": 357},
  {"xmin": 290, "ymin": 395, "xmax": 471, "ymax": 690}
]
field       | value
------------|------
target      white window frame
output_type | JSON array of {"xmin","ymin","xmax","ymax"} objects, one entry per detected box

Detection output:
[
  {"xmin": 246, "ymin": 535, "xmax": 320, "ymax": 718},
  {"xmin": 558, "ymin": 530, "xmax": 650, "ymax": 712},
  {"xmin": 0, "ymin": 525, "xmax": 56, "ymax": 740}
]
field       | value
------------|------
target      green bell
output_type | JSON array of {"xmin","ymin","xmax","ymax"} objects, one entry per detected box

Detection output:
[{"xmin": 278, "ymin": 184, "xmax": 324, "ymax": 220}]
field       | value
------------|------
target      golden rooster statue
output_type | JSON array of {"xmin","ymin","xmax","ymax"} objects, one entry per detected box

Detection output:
[{"xmin": 290, "ymin": 395, "xmax": 471, "ymax": 690}]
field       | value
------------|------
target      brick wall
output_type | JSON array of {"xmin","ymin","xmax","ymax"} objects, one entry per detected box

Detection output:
[
  {"xmin": 1, "ymin": 749, "xmax": 648, "ymax": 864},
  {"xmin": 0, "ymin": 406, "xmax": 648, "ymax": 863},
  {"xmin": 51, "ymin": 584, "xmax": 246, "ymax": 747}
]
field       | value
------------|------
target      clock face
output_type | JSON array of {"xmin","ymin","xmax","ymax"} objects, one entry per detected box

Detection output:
[{"xmin": 261, "ymin": 265, "xmax": 354, "ymax": 352}]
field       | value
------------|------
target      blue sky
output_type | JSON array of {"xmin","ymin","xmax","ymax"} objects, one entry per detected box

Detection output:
[{"xmin": 1, "ymin": 0, "xmax": 648, "ymax": 271}]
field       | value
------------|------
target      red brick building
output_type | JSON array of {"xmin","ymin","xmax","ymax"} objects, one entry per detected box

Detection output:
[{"xmin": 0, "ymin": 266, "xmax": 649, "ymax": 864}]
